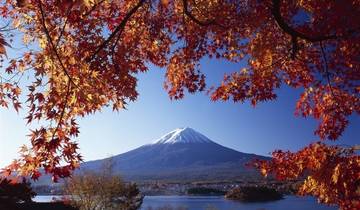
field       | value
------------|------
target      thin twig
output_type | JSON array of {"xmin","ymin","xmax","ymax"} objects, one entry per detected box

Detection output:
[
  {"xmin": 320, "ymin": 41, "xmax": 337, "ymax": 102},
  {"xmin": 55, "ymin": 3, "xmax": 74, "ymax": 48},
  {"xmin": 50, "ymin": 79, "xmax": 72, "ymax": 142}
]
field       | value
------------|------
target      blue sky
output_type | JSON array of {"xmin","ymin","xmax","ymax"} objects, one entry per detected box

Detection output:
[{"xmin": 1, "ymin": 56, "xmax": 359, "ymax": 168}]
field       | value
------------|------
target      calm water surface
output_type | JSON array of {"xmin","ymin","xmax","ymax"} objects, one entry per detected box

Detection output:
[{"xmin": 34, "ymin": 195, "xmax": 337, "ymax": 210}]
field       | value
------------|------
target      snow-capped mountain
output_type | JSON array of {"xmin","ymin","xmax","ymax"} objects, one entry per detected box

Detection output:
[
  {"xmin": 81, "ymin": 127, "xmax": 269, "ymax": 181},
  {"xmin": 153, "ymin": 127, "xmax": 213, "ymax": 144}
]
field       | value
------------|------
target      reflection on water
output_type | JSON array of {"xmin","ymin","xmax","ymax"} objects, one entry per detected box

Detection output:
[{"xmin": 34, "ymin": 195, "xmax": 337, "ymax": 210}]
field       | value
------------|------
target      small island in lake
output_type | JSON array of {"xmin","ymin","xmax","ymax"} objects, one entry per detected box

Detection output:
[
  {"xmin": 187, "ymin": 187, "xmax": 226, "ymax": 196},
  {"xmin": 225, "ymin": 186, "xmax": 283, "ymax": 202}
]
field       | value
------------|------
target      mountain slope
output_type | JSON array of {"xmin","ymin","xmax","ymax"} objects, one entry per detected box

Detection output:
[{"xmin": 81, "ymin": 127, "xmax": 269, "ymax": 181}]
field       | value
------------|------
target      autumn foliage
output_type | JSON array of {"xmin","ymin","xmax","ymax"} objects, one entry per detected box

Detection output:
[
  {"xmin": 0, "ymin": 0, "xmax": 359, "ymax": 209},
  {"xmin": 254, "ymin": 143, "xmax": 360, "ymax": 209}
]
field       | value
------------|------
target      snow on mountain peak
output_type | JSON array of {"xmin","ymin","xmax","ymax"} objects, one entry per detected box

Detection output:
[{"xmin": 153, "ymin": 127, "xmax": 213, "ymax": 144}]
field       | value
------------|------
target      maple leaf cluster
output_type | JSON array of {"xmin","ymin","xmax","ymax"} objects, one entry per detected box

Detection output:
[
  {"xmin": 253, "ymin": 143, "xmax": 360, "ymax": 210},
  {"xmin": 0, "ymin": 0, "xmax": 359, "ymax": 209}
]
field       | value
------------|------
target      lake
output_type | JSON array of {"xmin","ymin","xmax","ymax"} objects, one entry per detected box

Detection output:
[{"xmin": 34, "ymin": 195, "xmax": 337, "ymax": 210}]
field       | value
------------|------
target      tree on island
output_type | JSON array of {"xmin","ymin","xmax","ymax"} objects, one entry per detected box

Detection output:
[
  {"xmin": 225, "ymin": 186, "xmax": 283, "ymax": 202},
  {"xmin": 0, "ymin": 0, "xmax": 358, "ymax": 209},
  {"xmin": 187, "ymin": 187, "xmax": 225, "ymax": 196}
]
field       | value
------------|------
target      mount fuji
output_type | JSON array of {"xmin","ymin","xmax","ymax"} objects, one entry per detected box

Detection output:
[{"xmin": 80, "ymin": 127, "xmax": 269, "ymax": 181}]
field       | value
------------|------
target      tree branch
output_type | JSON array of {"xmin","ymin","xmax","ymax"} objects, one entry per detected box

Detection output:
[
  {"xmin": 37, "ymin": 0, "xmax": 77, "ymax": 142},
  {"xmin": 55, "ymin": 3, "xmax": 74, "ymax": 48},
  {"xmin": 37, "ymin": 0, "xmax": 77, "ymax": 88},
  {"xmin": 50, "ymin": 79, "xmax": 71, "ymax": 142},
  {"xmin": 271, "ymin": 0, "xmax": 337, "ymax": 42},
  {"xmin": 319, "ymin": 41, "xmax": 339, "ymax": 106},
  {"xmin": 86, "ymin": 0, "xmax": 146, "ymax": 62},
  {"xmin": 182, "ymin": 0, "xmax": 215, "ymax": 26}
]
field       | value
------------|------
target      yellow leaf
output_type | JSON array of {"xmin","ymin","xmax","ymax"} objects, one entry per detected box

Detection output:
[
  {"xmin": 82, "ymin": 0, "xmax": 95, "ymax": 8},
  {"xmin": 332, "ymin": 164, "xmax": 340, "ymax": 184},
  {"xmin": 69, "ymin": 57, "xmax": 76, "ymax": 65}
]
